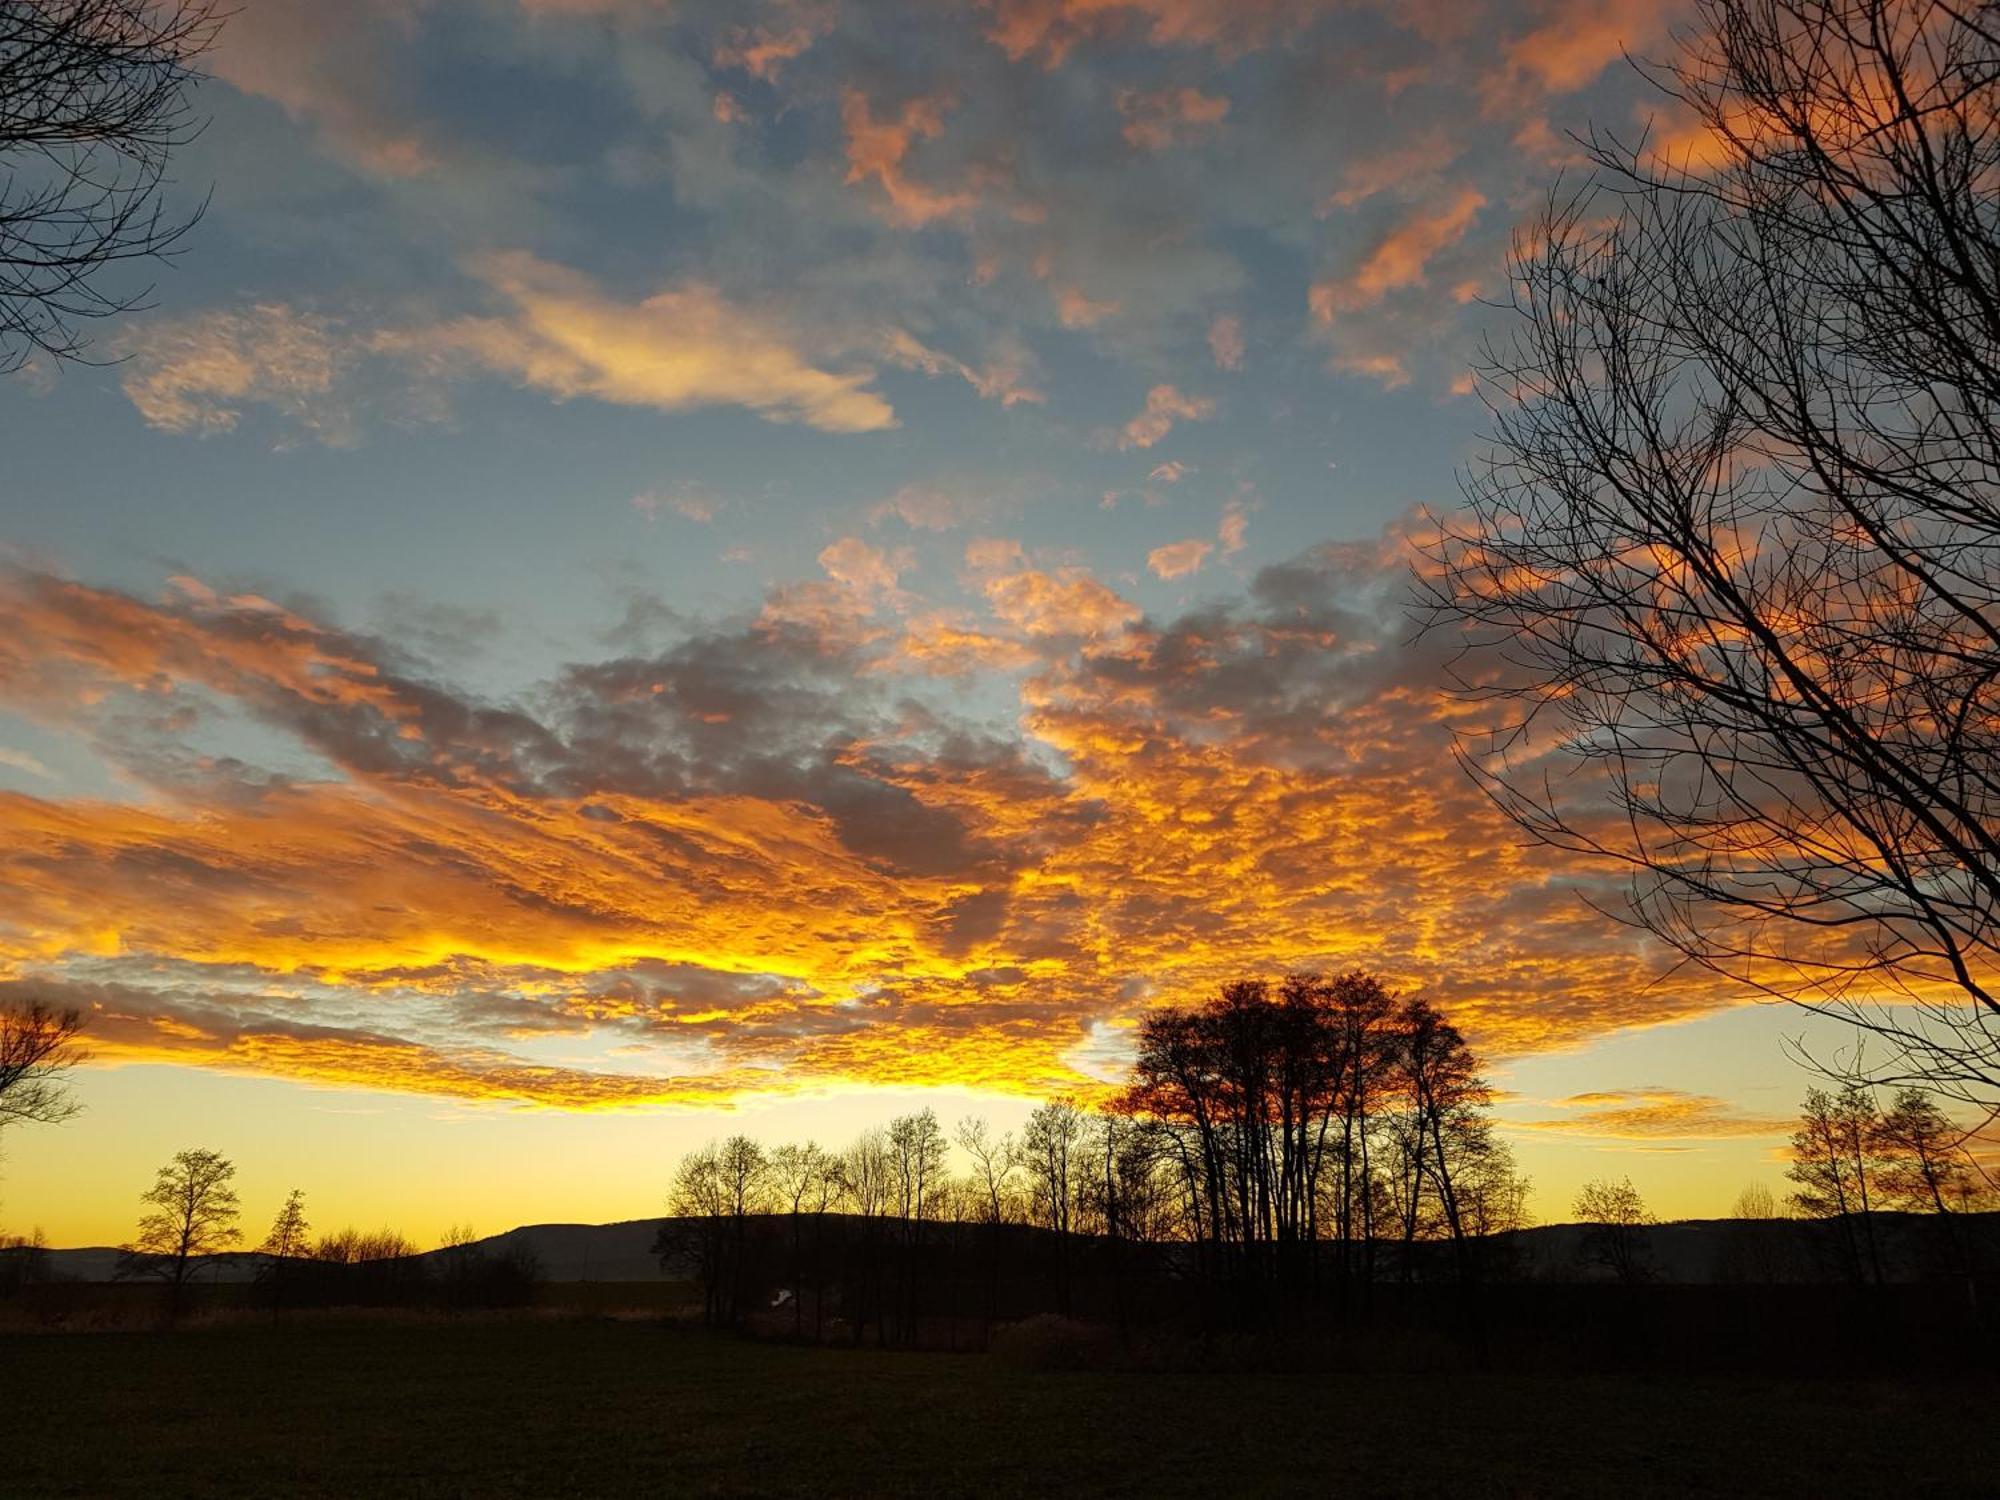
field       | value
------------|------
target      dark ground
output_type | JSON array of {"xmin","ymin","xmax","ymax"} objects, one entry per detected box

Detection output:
[{"xmin": 5, "ymin": 1316, "xmax": 1995, "ymax": 1497}]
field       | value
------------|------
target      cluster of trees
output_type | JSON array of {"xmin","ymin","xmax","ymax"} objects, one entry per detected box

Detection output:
[
  {"xmin": 1785, "ymin": 1085, "xmax": 1992, "ymax": 1285},
  {"xmin": 1572, "ymin": 1086, "xmax": 1996, "ymax": 1288},
  {"xmin": 110, "ymin": 1149, "xmax": 538, "ymax": 1320},
  {"xmin": 659, "ymin": 974, "xmax": 1529, "ymax": 1336}
]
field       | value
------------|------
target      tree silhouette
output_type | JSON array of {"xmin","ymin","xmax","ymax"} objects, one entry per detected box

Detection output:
[
  {"xmin": 1787, "ymin": 1086, "xmax": 1886, "ymax": 1284},
  {"xmin": 1423, "ymin": 0, "xmax": 2000, "ymax": 1103},
  {"xmin": 657, "ymin": 1135, "xmax": 770, "ymax": 1327},
  {"xmin": 1021, "ymin": 1097, "xmax": 1084, "ymax": 1313},
  {"xmin": 0, "ymin": 1000, "xmax": 86, "ymax": 1130},
  {"xmin": 121, "ymin": 1146, "xmax": 240, "ymax": 1320},
  {"xmin": 0, "ymin": 0, "xmax": 223, "ymax": 369},
  {"xmin": 1874, "ymin": 1087, "xmax": 1987, "ymax": 1215},
  {"xmin": 771, "ymin": 1141, "xmax": 838, "ymax": 1337},
  {"xmin": 887, "ymin": 1109, "xmax": 947, "ymax": 1344},
  {"xmin": 258, "ymin": 1189, "xmax": 310, "ymax": 1324},
  {"xmin": 1573, "ymin": 1177, "xmax": 1656, "ymax": 1285}
]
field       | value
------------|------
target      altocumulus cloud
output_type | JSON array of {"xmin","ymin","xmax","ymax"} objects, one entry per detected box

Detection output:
[{"xmin": 0, "ymin": 527, "xmax": 1754, "ymax": 1112}]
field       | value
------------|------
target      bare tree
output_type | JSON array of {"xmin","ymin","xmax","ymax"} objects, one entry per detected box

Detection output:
[
  {"xmin": 956, "ymin": 1116, "xmax": 1021, "ymax": 1227},
  {"xmin": 1788, "ymin": 1085, "xmax": 1886, "ymax": 1284},
  {"xmin": 844, "ymin": 1127, "xmax": 892, "ymax": 1345},
  {"xmin": 884, "ymin": 1109, "xmax": 947, "ymax": 1344},
  {"xmin": 1732, "ymin": 1184, "xmax": 1780, "ymax": 1220},
  {"xmin": 0, "ymin": 1001, "xmax": 86, "ymax": 1129},
  {"xmin": 0, "ymin": 0, "xmax": 223, "ymax": 369},
  {"xmin": 258, "ymin": 1188, "xmax": 309, "ymax": 1323},
  {"xmin": 956, "ymin": 1115, "xmax": 1020, "ymax": 1333},
  {"xmin": 121, "ymin": 1146, "xmax": 239, "ymax": 1319},
  {"xmin": 1573, "ymin": 1177, "xmax": 1656, "ymax": 1284},
  {"xmin": 1021, "ymin": 1096, "xmax": 1085, "ymax": 1312},
  {"xmin": 656, "ymin": 1135, "xmax": 770, "ymax": 1327},
  {"xmin": 1874, "ymin": 1086, "xmax": 1989, "ymax": 1214},
  {"xmin": 1421, "ymin": 0, "xmax": 2000, "ymax": 1103},
  {"xmin": 771, "ymin": 1141, "xmax": 836, "ymax": 1337}
]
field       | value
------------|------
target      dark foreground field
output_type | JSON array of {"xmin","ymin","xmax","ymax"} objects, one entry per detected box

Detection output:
[{"xmin": 8, "ymin": 1317, "xmax": 1994, "ymax": 1497}]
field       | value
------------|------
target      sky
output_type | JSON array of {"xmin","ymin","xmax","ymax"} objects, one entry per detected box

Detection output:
[{"xmin": 0, "ymin": 0, "xmax": 1853, "ymax": 1246}]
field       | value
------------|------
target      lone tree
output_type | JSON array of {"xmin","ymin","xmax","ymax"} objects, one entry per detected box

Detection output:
[
  {"xmin": 122, "ymin": 1146, "xmax": 240, "ymax": 1319},
  {"xmin": 1423, "ymin": 0, "xmax": 2000, "ymax": 1104},
  {"xmin": 0, "ymin": 0, "xmax": 222, "ymax": 370},
  {"xmin": 0, "ymin": 1000, "xmax": 86, "ymax": 1129},
  {"xmin": 258, "ymin": 1188, "xmax": 310, "ymax": 1323},
  {"xmin": 1573, "ymin": 1177, "xmax": 1656, "ymax": 1285}
]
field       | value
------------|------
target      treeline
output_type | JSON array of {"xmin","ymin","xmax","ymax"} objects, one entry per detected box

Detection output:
[
  {"xmin": 72, "ymin": 1154, "xmax": 544, "ymax": 1320},
  {"xmin": 659, "ymin": 974, "xmax": 1530, "ymax": 1341}
]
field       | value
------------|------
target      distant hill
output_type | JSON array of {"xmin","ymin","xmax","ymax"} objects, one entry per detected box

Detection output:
[{"xmin": 22, "ymin": 1211, "xmax": 1996, "ymax": 1285}]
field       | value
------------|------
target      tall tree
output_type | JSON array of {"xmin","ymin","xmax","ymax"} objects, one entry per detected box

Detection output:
[
  {"xmin": 0, "ymin": 0, "xmax": 223, "ymax": 369},
  {"xmin": 771, "ymin": 1141, "xmax": 836, "ymax": 1337},
  {"xmin": 956, "ymin": 1115, "xmax": 1021, "ymax": 1332},
  {"xmin": 1422, "ymin": 0, "xmax": 2000, "ymax": 1103},
  {"xmin": 656, "ymin": 1135, "xmax": 771, "ymax": 1327},
  {"xmin": 258, "ymin": 1189, "xmax": 310, "ymax": 1324},
  {"xmin": 1787, "ymin": 1086, "xmax": 1886, "ymax": 1284},
  {"xmin": 843, "ymin": 1127, "xmax": 892, "ymax": 1345},
  {"xmin": 1021, "ymin": 1096, "xmax": 1085, "ymax": 1312},
  {"xmin": 1873, "ymin": 1087, "xmax": 1986, "ymax": 1215},
  {"xmin": 886, "ymin": 1109, "xmax": 948, "ymax": 1344},
  {"xmin": 121, "ymin": 1147, "xmax": 240, "ymax": 1320}
]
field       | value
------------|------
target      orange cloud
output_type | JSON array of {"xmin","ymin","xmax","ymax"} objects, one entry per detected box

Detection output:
[
  {"xmin": 1310, "ymin": 188, "xmax": 1486, "ymax": 322},
  {"xmin": 1056, "ymin": 286, "xmax": 1122, "ymax": 328},
  {"xmin": 713, "ymin": 8, "xmax": 832, "ymax": 82},
  {"xmin": 124, "ymin": 260, "xmax": 902, "ymax": 440},
  {"xmin": 1117, "ymin": 383, "xmax": 1215, "ymax": 448},
  {"xmin": 1517, "ymin": 1089, "xmax": 1793, "ymax": 1140},
  {"xmin": 1147, "ymin": 539, "xmax": 1212, "ymax": 580},
  {"xmin": 1117, "ymin": 86, "xmax": 1230, "ymax": 150},
  {"xmin": 985, "ymin": 0, "xmax": 1329, "ymax": 66},
  {"xmin": 1502, "ymin": 0, "xmax": 1679, "ymax": 96},
  {"xmin": 840, "ymin": 89, "xmax": 978, "ymax": 227},
  {"xmin": 0, "ymin": 538, "xmax": 1747, "ymax": 1114}
]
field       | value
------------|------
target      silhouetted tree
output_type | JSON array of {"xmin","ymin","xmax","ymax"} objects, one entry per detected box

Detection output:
[
  {"xmin": 843, "ymin": 1126, "xmax": 891, "ymax": 1345},
  {"xmin": 1788, "ymin": 1086, "xmax": 1886, "ymax": 1284},
  {"xmin": 0, "ymin": 0, "xmax": 223, "ymax": 369},
  {"xmin": 1873, "ymin": 1087, "xmax": 1988, "ymax": 1215},
  {"xmin": 1390, "ymin": 999, "xmax": 1490, "ymax": 1290},
  {"xmin": 887, "ymin": 1108, "xmax": 947, "ymax": 1344},
  {"xmin": 1875, "ymin": 1085, "xmax": 1990, "ymax": 1295},
  {"xmin": 1422, "ymin": 0, "xmax": 2000, "ymax": 1104},
  {"xmin": 1714, "ymin": 1182, "xmax": 1799, "ymax": 1283},
  {"xmin": 1123, "ymin": 973, "xmax": 1516, "ymax": 1331},
  {"xmin": 1574, "ymin": 1177, "xmax": 1655, "ymax": 1284},
  {"xmin": 657, "ymin": 1135, "xmax": 770, "ymax": 1327},
  {"xmin": 120, "ymin": 1146, "xmax": 239, "ymax": 1320},
  {"xmin": 1327, "ymin": 972, "xmax": 1398, "ymax": 1297},
  {"xmin": 258, "ymin": 1188, "xmax": 309, "ymax": 1323},
  {"xmin": 771, "ymin": 1141, "xmax": 837, "ymax": 1337},
  {"xmin": 1021, "ymin": 1096, "xmax": 1085, "ymax": 1311},
  {"xmin": 0, "ymin": 1000, "xmax": 86, "ymax": 1129},
  {"xmin": 956, "ymin": 1114, "xmax": 1021, "ymax": 1332}
]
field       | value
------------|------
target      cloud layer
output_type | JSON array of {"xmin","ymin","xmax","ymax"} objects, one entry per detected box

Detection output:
[{"xmin": 0, "ymin": 530, "xmax": 1736, "ymax": 1111}]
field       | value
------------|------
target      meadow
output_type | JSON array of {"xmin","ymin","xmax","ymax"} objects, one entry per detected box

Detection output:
[{"xmin": 8, "ymin": 1315, "xmax": 1995, "ymax": 1497}]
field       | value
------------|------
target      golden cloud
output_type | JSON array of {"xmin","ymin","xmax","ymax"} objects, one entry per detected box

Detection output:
[{"xmin": 0, "ymin": 537, "xmax": 1746, "ymax": 1112}]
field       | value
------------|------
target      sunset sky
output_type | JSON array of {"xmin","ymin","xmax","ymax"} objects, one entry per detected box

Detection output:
[{"xmin": 0, "ymin": 0, "xmax": 1847, "ymax": 1245}]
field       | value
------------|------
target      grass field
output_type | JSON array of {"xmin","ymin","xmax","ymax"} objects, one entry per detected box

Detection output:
[{"xmin": 7, "ymin": 1316, "xmax": 1994, "ymax": 1497}]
